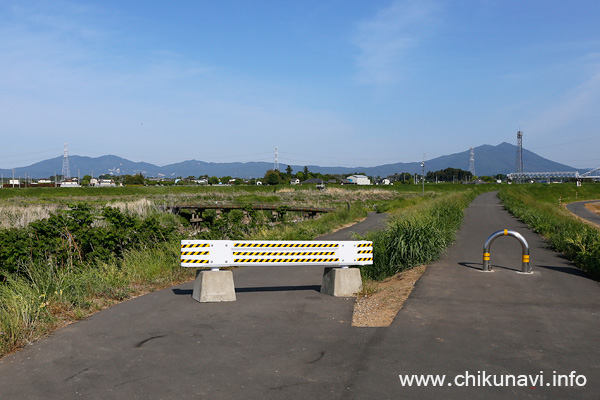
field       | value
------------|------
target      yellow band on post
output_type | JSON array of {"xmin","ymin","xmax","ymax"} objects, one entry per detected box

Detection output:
[
  {"xmin": 522, "ymin": 255, "xmax": 530, "ymax": 262},
  {"xmin": 504, "ymin": 229, "xmax": 508, "ymax": 235}
]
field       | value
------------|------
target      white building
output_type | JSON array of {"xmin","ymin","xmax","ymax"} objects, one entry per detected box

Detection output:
[
  {"xmin": 60, "ymin": 180, "xmax": 81, "ymax": 188},
  {"xmin": 347, "ymin": 175, "xmax": 371, "ymax": 185}
]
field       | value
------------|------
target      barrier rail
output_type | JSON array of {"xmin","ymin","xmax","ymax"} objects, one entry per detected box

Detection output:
[
  {"xmin": 181, "ymin": 240, "xmax": 372, "ymax": 302},
  {"xmin": 482, "ymin": 229, "xmax": 531, "ymax": 273}
]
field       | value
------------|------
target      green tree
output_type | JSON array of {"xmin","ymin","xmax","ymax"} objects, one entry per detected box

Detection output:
[
  {"xmin": 285, "ymin": 165, "xmax": 293, "ymax": 177},
  {"xmin": 208, "ymin": 176, "xmax": 220, "ymax": 185},
  {"xmin": 264, "ymin": 169, "xmax": 283, "ymax": 185},
  {"xmin": 123, "ymin": 173, "xmax": 145, "ymax": 185}
]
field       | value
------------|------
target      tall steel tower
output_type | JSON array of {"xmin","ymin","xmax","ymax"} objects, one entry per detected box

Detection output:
[
  {"xmin": 469, "ymin": 147, "xmax": 475, "ymax": 176},
  {"xmin": 515, "ymin": 131, "xmax": 524, "ymax": 183},
  {"xmin": 62, "ymin": 143, "xmax": 71, "ymax": 180},
  {"xmin": 274, "ymin": 146, "xmax": 279, "ymax": 171}
]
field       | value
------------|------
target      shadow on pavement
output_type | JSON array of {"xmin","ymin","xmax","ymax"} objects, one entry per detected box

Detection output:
[
  {"xmin": 236, "ymin": 285, "xmax": 321, "ymax": 293},
  {"xmin": 171, "ymin": 288, "xmax": 192, "ymax": 295},
  {"xmin": 458, "ymin": 261, "xmax": 520, "ymax": 272},
  {"xmin": 535, "ymin": 264, "xmax": 593, "ymax": 279},
  {"xmin": 171, "ymin": 285, "xmax": 322, "ymax": 296}
]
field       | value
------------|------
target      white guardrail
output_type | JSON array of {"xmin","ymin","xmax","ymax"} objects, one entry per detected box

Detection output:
[
  {"xmin": 181, "ymin": 240, "xmax": 373, "ymax": 269},
  {"xmin": 180, "ymin": 240, "xmax": 373, "ymax": 302}
]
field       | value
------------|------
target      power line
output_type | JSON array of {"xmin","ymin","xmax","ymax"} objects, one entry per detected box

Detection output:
[{"xmin": 529, "ymin": 136, "xmax": 600, "ymax": 150}]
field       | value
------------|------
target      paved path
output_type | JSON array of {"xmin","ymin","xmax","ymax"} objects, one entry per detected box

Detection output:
[
  {"xmin": 566, "ymin": 200, "xmax": 600, "ymax": 227},
  {"xmin": 345, "ymin": 191, "xmax": 600, "ymax": 399},
  {"xmin": 1, "ymin": 194, "xmax": 598, "ymax": 399}
]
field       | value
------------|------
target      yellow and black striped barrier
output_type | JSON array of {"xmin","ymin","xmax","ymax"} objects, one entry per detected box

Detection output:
[{"xmin": 180, "ymin": 240, "xmax": 373, "ymax": 269}]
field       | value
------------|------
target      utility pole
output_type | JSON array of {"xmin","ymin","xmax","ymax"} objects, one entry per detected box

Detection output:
[{"xmin": 421, "ymin": 155, "xmax": 425, "ymax": 196}]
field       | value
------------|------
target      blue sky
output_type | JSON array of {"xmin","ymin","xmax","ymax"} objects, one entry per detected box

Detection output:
[{"xmin": 1, "ymin": 0, "xmax": 599, "ymax": 170}]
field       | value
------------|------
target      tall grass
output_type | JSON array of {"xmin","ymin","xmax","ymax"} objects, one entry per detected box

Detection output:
[
  {"xmin": 498, "ymin": 184, "xmax": 600, "ymax": 280},
  {"xmin": 0, "ymin": 242, "xmax": 193, "ymax": 357},
  {"xmin": 360, "ymin": 192, "xmax": 476, "ymax": 280},
  {"xmin": 0, "ymin": 204, "xmax": 62, "ymax": 229}
]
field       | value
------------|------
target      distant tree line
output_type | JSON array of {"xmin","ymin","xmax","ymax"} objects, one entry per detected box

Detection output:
[{"xmin": 28, "ymin": 167, "xmax": 508, "ymax": 187}]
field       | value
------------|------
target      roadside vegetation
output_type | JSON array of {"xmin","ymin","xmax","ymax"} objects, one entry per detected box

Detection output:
[
  {"xmin": 359, "ymin": 190, "xmax": 480, "ymax": 280},
  {"xmin": 498, "ymin": 183, "xmax": 600, "ymax": 280},
  {"xmin": 0, "ymin": 184, "xmax": 453, "ymax": 357}
]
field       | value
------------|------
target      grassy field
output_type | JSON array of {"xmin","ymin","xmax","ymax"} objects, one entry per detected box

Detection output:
[{"xmin": 498, "ymin": 183, "xmax": 600, "ymax": 280}]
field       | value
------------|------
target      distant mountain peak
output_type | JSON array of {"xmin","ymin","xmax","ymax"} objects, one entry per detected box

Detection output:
[{"xmin": 0, "ymin": 142, "xmax": 579, "ymax": 179}]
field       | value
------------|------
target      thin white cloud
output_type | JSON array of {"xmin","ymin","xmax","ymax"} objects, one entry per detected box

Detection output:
[
  {"xmin": 526, "ymin": 56, "xmax": 600, "ymax": 135},
  {"xmin": 353, "ymin": 0, "xmax": 438, "ymax": 86}
]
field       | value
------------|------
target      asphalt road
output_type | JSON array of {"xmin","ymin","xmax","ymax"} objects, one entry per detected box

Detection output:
[
  {"xmin": 1, "ymin": 193, "xmax": 598, "ymax": 399},
  {"xmin": 566, "ymin": 200, "xmax": 600, "ymax": 227}
]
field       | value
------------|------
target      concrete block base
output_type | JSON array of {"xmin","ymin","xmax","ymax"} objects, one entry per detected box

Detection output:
[
  {"xmin": 192, "ymin": 270, "xmax": 236, "ymax": 302},
  {"xmin": 320, "ymin": 267, "xmax": 363, "ymax": 297}
]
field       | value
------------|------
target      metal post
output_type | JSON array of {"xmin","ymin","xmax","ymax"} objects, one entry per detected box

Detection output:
[
  {"xmin": 483, "ymin": 229, "xmax": 531, "ymax": 273},
  {"xmin": 421, "ymin": 160, "xmax": 425, "ymax": 196}
]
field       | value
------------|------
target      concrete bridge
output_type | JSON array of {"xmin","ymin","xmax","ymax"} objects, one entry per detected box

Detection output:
[{"xmin": 161, "ymin": 203, "xmax": 335, "ymax": 226}]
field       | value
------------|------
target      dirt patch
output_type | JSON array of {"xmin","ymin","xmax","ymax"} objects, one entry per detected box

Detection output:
[
  {"xmin": 352, "ymin": 265, "xmax": 426, "ymax": 327},
  {"xmin": 584, "ymin": 202, "xmax": 600, "ymax": 215}
]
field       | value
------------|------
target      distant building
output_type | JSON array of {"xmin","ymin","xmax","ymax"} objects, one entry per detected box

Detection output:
[
  {"xmin": 96, "ymin": 179, "xmax": 116, "ymax": 187},
  {"xmin": 60, "ymin": 180, "xmax": 81, "ymax": 188},
  {"xmin": 290, "ymin": 178, "xmax": 300, "ymax": 185},
  {"xmin": 347, "ymin": 175, "xmax": 371, "ymax": 185},
  {"xmin": 301, "ymin": 178, "xmax": 325, "ymax": 185}
]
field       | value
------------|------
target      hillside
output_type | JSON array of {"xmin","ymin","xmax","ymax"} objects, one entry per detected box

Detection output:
[{"xmin": 0, "ymin": 143, "xmax": 581, "ymax": 179}]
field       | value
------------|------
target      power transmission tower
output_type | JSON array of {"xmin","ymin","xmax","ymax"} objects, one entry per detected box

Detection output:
[
  {"xmin": 515, "ymin": 131, "xmax": 524, "ymax": 183},
  {"xmin": 62, "ymin": 143, "xmax": 71, "ymax": 180},
  {"xmin": 274, "ymin": 146, "xmax": 279, "ymax": 171},
  {"xmin": 469, "ymin": 147, "xmax": 475, "ymax": 177}
]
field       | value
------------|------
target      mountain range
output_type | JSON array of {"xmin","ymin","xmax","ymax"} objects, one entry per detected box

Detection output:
[{"xmin": 0, "ymin": 142, "xmax": 583, "ymax": 180}]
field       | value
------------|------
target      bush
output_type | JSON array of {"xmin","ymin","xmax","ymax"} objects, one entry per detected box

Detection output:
[
  {"xmin": 360, "ymin": 192, "xmax": 473, "ymax": 280},
  {"xmin": 0, "ymin": 203, "xmax": 175, "ymax": 276},
  {"xmin": 498, "ymin": 187, "xmax": 600, "ymax": 280}
]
